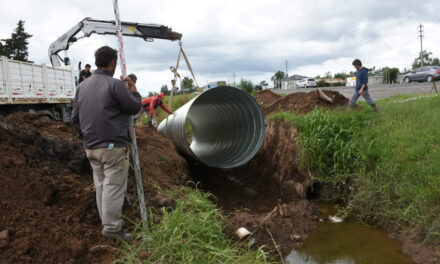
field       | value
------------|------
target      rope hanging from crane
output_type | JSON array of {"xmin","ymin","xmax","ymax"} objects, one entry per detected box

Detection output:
[
  {"xmin": 112, "ymin": 0, "xmax": 148, "ymax": 229},
  {"xmin": 168, "ymin": 42, "xmax": 201, "ymax": 111}
]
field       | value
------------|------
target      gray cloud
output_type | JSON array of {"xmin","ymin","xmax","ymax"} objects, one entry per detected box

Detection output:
[{"xmin": 1, "ymin": 0, "xmax": 439, "ymax": 94}]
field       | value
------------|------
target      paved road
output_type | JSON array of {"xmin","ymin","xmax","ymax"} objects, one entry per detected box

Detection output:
[{"xmin": 275, "ymin": 82, "xmax": 438, "ymax": 100}]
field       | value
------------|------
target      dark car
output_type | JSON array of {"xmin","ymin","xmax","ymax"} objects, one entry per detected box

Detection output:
[{"xmin": 403, "ymin": 66, "xmax": 440, "ymax": 83}]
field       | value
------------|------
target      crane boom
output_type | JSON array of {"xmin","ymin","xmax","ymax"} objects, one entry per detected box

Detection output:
[{"xmin": 48, "ymin": 17, "xmax": 182, "ymax": 67}]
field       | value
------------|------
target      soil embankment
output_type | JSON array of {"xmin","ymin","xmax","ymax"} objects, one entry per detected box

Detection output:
[
  {"xmin": 263, "ymin": 89, "xmax": 348, "ymax": 115},
  {"xmin": 0, "ymin": 113, "xmax": 190, "ymax": 263}
]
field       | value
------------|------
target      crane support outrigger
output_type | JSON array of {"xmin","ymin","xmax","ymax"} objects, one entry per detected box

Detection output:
[{"xmin": 48, "ymin": 17, "xmax": 182, "ymax": 67}]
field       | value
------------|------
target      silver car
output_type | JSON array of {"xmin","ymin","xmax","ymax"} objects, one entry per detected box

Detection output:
[
  {"xmin": 403, "ymin": 66, "xmax": 440, "ymax": 83},
  {"xmin": 297, "ymin": 78, "xmax": 317, "ymax": 88}
]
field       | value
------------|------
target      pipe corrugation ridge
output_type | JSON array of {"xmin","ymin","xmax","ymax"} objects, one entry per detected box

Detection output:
[{"xmin": 157, "ymin": 86, "xmax": 265, "ymax": 168}]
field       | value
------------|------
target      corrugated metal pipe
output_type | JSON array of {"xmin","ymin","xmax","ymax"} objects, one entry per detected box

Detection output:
[{"xmin": 158, "ymin": 86, "xmax": 265, "ymax": 168}]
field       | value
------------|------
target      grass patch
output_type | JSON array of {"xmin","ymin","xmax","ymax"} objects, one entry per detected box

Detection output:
[
  {"xmin": 159, "ymin": 155, "xmax": 168, "ymax": 161},
  {"xmin": 273, "ymin": 93, "xmax": 440, "ymax": 243},
  {"xmin": 117, "ymin": 187, "xmax": 274, "ymax": 264}
]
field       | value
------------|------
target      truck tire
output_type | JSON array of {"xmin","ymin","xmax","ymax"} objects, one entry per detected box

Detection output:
[{"xmin": 404, "ymin": 77, "xmax": 410, "ymax": 83}]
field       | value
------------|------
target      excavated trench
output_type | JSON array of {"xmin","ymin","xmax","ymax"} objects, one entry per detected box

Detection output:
[
  {"xmin": 0, "ymin": 89, "xmax": 430, "ymax": 263},
  {"xmin": 186, "ymin": 120, "xmax": 321, "ymax": 254}
]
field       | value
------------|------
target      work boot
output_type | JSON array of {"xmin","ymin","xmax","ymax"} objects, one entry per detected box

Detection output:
[
  {"xmin": 102, "ymin": 229, "xmax": 134, "ymax": 241},
  {"xmin": 373, "ymin": 106, "xmax": 379, "ymax": 113}
]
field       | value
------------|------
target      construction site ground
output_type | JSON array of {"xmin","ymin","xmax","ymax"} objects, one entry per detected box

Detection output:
[{"xmin": 0, "ymin": 89, "xmax": 434, "ymax": 263}]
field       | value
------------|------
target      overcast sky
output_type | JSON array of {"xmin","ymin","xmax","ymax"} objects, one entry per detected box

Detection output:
[{"xmin": 1, "ymin": 0, "xmax": 439, "ymax": 95}]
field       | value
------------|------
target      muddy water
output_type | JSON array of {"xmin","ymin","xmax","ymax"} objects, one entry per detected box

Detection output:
[{"xmin": 286, "ymin": 203, "xmax": 413, "ymax": 264}]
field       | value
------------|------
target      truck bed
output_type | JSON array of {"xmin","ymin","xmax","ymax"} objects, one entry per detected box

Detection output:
[{"xmin": 0, "ymin": 57, "xmax": 75, "ymax": 105}]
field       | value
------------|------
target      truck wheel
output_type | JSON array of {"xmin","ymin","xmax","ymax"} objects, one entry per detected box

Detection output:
[
  {"xmin": 39, "ymin": 115, "xmax": 51, "ymax": 121},
  {"xmin": 404, "ymin": 77, "xmax": 410, "ymax": 83},
  {"xmin": 426, "ymin": 75, "xmax": 433, "ymax": 82}
]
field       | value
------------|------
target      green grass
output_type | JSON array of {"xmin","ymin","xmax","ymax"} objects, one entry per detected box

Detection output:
[
  {"xmin": 117, "ymin": 187, "xmax": 274, "ymax": 264},
  {"xmin": 271, "ymin": 93, "xmax": 440, "ymax": 243}
]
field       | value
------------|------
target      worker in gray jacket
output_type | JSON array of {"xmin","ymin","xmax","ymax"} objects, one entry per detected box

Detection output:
[{"xmin": 71, "ymin": 46, "xmax": 142, "ymax": 241}]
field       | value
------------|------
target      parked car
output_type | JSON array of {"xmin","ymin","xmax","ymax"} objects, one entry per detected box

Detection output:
[
  {"xmin": 297, "ymin": 78, "xmax": 317, "ymax": 88},
  {"xmin": 403, "ymin": 66, "xmax": 440, "ymax": 83}
]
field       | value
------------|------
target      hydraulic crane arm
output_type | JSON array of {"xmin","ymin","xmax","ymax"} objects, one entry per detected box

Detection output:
[{"xmin": 48, "ymin": 17, "xmax": 182, "ymax": 67}]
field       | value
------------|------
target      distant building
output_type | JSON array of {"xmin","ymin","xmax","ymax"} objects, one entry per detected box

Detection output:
[
  {"xmin": 281, "ymin": 74, "xmax": 308, "ymax": 89},
  {"xmin": 346, "ymin": 77, "xmax": 356, "ymax": 87},
  {"xmin": 346, "ymin": 76, "xmax": 387, "ymax": 87},
  {"xmin": 204, "ymin": 81, "xmax": 227, "ymax": 90},
  {"xmin": 322, "ymin": 78, "xmax": 345, "ymax": 84}
]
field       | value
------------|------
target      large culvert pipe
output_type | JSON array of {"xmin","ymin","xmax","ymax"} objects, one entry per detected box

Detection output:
[{"xmin": 158, "ymin": 86, "xmax": 265, "ymax": 168}]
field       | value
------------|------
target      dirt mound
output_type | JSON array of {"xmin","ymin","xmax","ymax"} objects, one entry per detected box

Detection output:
[
  {"xmin": 263, "ymin": 90, "xmax": 348, "ymax": 115},
  {"xmin": 253, "ymin": 90, "xmax": 281, "ymax": 106},
  {"xmin": 0, "ymin": 113, "xmax": 190, "ymax": 264}
]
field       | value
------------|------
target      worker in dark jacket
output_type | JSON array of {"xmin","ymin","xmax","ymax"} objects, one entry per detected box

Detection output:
[
  {"xmin": 136, "ymin": 93, "xmax": 173, "ymax": 127},
  {"xmin": 71, "ymin": 46, "xmax": 141, "ymax": 241},
  {"xmin": 78, "ymin": 64, "xmax": 92, "ymax": 84}
]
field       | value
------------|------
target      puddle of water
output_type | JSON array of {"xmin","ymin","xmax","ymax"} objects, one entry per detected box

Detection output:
[{"xmin": 286, "ymin": 203, "xmax": 413, "ymax": 264}]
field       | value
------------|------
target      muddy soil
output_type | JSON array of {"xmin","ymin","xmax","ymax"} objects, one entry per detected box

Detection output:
[
  {"xmin": 380, "ymin": 221, "xmax": 439, "ymax": 264},
  {"xmin": 0, "ymin": 112, "xmax": 190, "ymax": 264},
  {"xmin": 260, "ymin": 89, "xmax": 349, "ymax": 115}
]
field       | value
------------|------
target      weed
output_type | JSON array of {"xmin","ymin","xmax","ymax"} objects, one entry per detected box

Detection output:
[
  {"xmin": 117, "ymin": 187, "xmax": 274, "ymax": 264},
  {"xmin": 159, "ymin": 154, "xmax": 168, "ymax": 161}
]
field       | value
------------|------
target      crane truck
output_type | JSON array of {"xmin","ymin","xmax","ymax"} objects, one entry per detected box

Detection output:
[{"xmin": 0, "ymin": 17, "xmax": 182, "ymax": 122}]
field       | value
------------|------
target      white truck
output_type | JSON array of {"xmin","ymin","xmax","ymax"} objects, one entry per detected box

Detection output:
[
  {"xmin": 0, "ymin": 17, "xmax": 182, "ymax": 122},
  {"xmin": 0, "ymin": 57, "xmax": 76, "ymax": 121}
]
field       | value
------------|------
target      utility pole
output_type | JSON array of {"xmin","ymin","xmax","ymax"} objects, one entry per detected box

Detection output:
[
  {"xmin": 418, "ymin": 23, "xmax": 424, "ymax": 67},
  {"xmin": 285, "ymin": 60, "xmax": 289, "ymax": 77},
  {"xmin": 232, "ymin": 72, "xmax": 236, "ymax": 87}
]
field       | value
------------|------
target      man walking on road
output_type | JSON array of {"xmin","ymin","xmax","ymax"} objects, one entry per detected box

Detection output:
[
  {"xmin": 350, "ymin": 59, "xmax": 378, "ymax": 112},
  {"xmin": 71, "ymin": 46, "xmax": 142, "ymax": 241}
]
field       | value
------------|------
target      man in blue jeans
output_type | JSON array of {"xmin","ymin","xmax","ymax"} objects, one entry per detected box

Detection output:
[{"xmin": 350, "ymin": 59, "xmax": 378, "ymax": 112}]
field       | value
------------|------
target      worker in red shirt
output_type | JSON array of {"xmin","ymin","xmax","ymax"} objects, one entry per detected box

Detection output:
[{"xmin": 137, "ymin": 93, "xmax": 173, "ymax": 127}]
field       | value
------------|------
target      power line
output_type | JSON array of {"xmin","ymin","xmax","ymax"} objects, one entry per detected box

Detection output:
[{"xmin": 418, "ymin": 23, "xmax": 424, "ymax": 67}]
